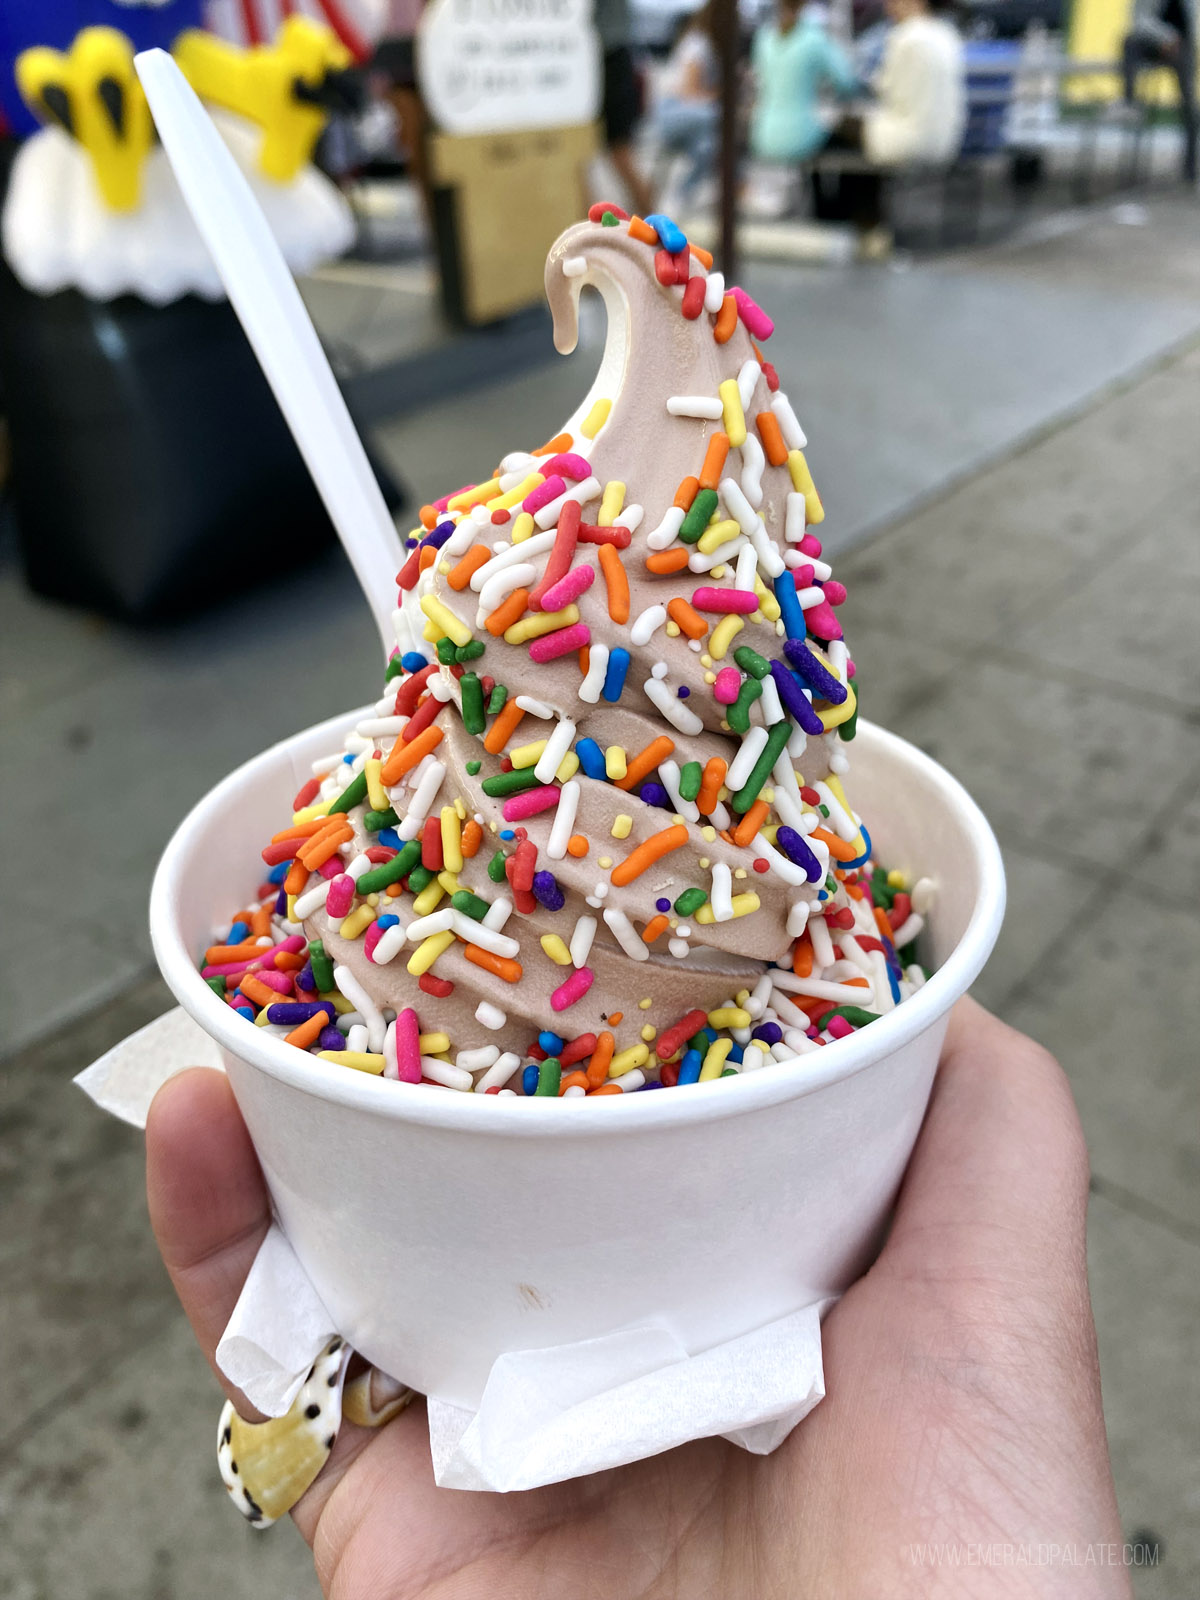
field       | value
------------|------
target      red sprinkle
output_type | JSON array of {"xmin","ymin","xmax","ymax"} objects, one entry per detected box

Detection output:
[
  {"xmin": 419, "ymin": 973, "xmax": 454, "ymax": 998},
  {"xmin": 292, "ymin": 776, "xmax": 321, "ymax": 812},
  {"xmin": 681, "ymin": 275, "xmax": 706, "ymax": 319}
]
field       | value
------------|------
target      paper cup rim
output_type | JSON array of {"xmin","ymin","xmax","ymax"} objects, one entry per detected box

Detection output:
[{"xmin": 152, "ymin": 710, "xmax": 1005, "ymax": 1139}]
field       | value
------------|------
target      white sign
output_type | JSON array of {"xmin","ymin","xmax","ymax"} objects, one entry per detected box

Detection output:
[{"xmin": 417, "ymin": 0, "xmax": 601, "ymax": 136}]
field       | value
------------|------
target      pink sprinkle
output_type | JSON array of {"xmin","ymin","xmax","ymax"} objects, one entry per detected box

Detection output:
[
  {"xmin": 847, "ymin": 658, "xmax": 856, "ymax": 680},
  {"xmin": 529, "ymin": 622, "xmax": 590, "ymax": 662},
  {"xmin": 730, "ymin": 286, "xmax": 774, "ymax": 341},
  {"xmin": 326, "ymin": 873, "xmax": 356, "ymax": 919},
  {"xmin": 199, "ymin": 935, "xmax": 306, "ymax": 981},
  {"xmin": 539, "ymin": 563, "xmax": 595, "ymax": 612},
  {"xmin": 364, "ymin": 921, "xmax": 385, "ymax": 963},
  {"xmin": 713, "ymin": 666, "xmax": 742, "ymax": 704},
  {"xmin": 394, "ymin": 1007, "xmax": 422, "ymax": 1083},
  {"xmin": 503, "ymin": 786, "xmax": 561, "ymax": 821},
  {"xmin": 802, "ymin": 600, "xmax": 842, "ymax": 641},
  {"xmin": 692, "ymin": 587, "xmax": 759, "ymax": 614},
  {"xmin": 256, "ymin": 970, "xmax": 293, "ymax": 994},
  {"xmin": 522, "ymin": 474, "xmax": 566, "ymax": 514},
  {"xmin": 823, "ymin": 580, "xmax": 847, "ymax": 606},
  {"xmin": 318, "ymin": 856, "xmax": 344, "ymax": 881},
  {"xmin": 826, "ymin": 1015, "xmax": 855, "ymax": 1039},
  {"xmin": 435, "ymin": 485, "xmax": 470, "ymax": 512},
  {"xmin": 537, "ymin": 452, "xmax": 591, "ymax": 481},
  {"xmin": 551, "ymin": 966, "xmax": 595, "ymax": 1011},
  {"xmin": 799, "ymin": 534, "xmax": 822, "ymax": 557}
]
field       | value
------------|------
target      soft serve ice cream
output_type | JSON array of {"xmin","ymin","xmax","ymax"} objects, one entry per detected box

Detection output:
[{"xmin": 200, "ymin": 206, "xmax": 932, "ymax": 1096}]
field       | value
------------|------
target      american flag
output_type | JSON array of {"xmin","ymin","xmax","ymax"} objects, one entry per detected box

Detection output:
[{"xmin": 203, "ymin": 0, "xmax": 386, "ymax": 59}]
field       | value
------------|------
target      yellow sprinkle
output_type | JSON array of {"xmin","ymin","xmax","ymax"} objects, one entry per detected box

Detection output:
[
  {"xmin": 762, "ymin": 825, "xmax": 779, "ymax": 844},
  {"xmin": 711, "ymin": 566, "xmax": 727, "ymax": 580},
  {"xmin": 718, "ymin": 378, "xmax": 747, "ymax": 447},
  {"xmin": 366, "ymin": 894, "xmax": 379, "ymax": 907},
  {"xmin": 556, "ymin": 752, "xmax": 580, "ymax": 782},
  {"xmin": 317, "ymin": 990, "xmax": 354, "ymax": 1015},
  {"xmin": 605, "ymin": 745, "xmax": 627, "ymax": 780},
  {"xmin": 699, "ymin": 653, "xmax": 713, "ymax": 669},
  {"xmin": 286, "ymin": 894, "xmax": 298, "ymax": 922},
  {"xmin": 454, "ymin": 796, "xmax": 467, "ymax": 820},
  {"xmin": 421, "ymin": 620, "xmax": 440, "ymax": 642},
  {"xmin": 365, "ymin": 758, "xmax": 388, "ymax": 813},
  {"xmin": 611, "ymin": 813, "xmax": 633, "ymax": 839},
  {"xmin": 418, "ymin": 1032, "xmax": 451, "ymax": 1054},
  {"xmin": 339, "ymin": 904, "xmax": 375, "ymax": 939},
  {"xmin": 510, "ymin": 738, "xmax": 548, "ymax": 769},
  {"xmin": 700, "ymin": 826, "xmax": 716, "ymax": 842},
  {"xmin": 436, "ymin": 870, "xmax": 461, "ymax": 895},
  {"xmin": 504, "ymin": 603, "xmax": 579, "ymax": 645},
  {"xmin": 819, "ymin": 680, "xmax": 857, "ymax": 731},
  {"xmin": 581, "ymin": 398, "xmax": 611, "ymax": 439},
  {"xmin": 640, "ymin": 1025, "xmax": 657, "ymax": 1042},
  {"xmin": 699, "ymin": 1039, "xmax": 733, "ymax": 1081},
  {"xmin": 697, "ymin": 518, "xmax": 742, "ymax": 554},
  {"xmin": 638, "ymin": 997, "xmax": 653, "ymax": 1010},
  {"xmin": 786, "ymin": 449, "xmax": 824, "ymax": 525},
  {"xmin": 412, "ymin": 881, "xmax": 445, "ymax": 916},
  {"xmin": 887, "ymin": 869, "xmax": 910, "ymax": 889},
  {"xmin": 665, "ymin": 621, "xmax": 680, "ymax": 637},
  {"xmin": 292, "ymin": 800, "xmax": 332, "ymax": 825},
  {"xmin": 407, "ymin": 930, "xmax": 455, "ymax": 975},
  {"xmin": 487, "ymin": 472, "xmax": 541, "ymax": 511},
  {"xmin": 734, "ymin": 868, "xmax": 747, "ymax": 879},
  {"xmin": 254, "ymin": 1009, "xmax": 272, "ymax": 1027},
  {"xmin": 598, "ymin": 856, "xmax": 612, "ymax": 869},
  {"xmin": 540, "ymin": 934, "xmax": 573, "ymax": 966},
  {"xmin": 735, "ymin": 989, "xmax": 751, "ymax": 1007},
  {"xmin": 420, "ymin": 593, "xmax": 472, "ymax": 647},
  {"xmin": 598, "ymin": 480, "xmax": 626, "ymax": 526},
  {"xmin": 438, "ymin": 560, "xmax": 451, "ymax": 576},
  {"xmin": 609, "ymin": 1042, "xmax": 649, "ymax": 1077},
  {"xmin": 703, "ymin": 672, "xmax": 716, "ymax": 685},
  {"xmin": 694, "ymin": 893, "xmax": 761, "ymax": 925},
  {"xmin": 447, "ymin": 477, "xmax": 500, "ymax": 511},
  {"xmin": 753, "ymin": 575, "xmax": 781, "ymax": 621},
  {"xmin": 708, "ymin": 1007, "xmax": 752, "ymax": 1029},
  {"xmin": 709, "ymin": 614, "xmax": 744, "ymax": 659},
  {"xmin": 317, "ymin": 1051, "xmax": 385, "ymax": 1074},
  {"xmin": 511, "ymin": 511, "xmax": 535, "ymax": 543},
  {"xmin": 440, "ymin": 806, "xmax": 464, "ymax": 872}
]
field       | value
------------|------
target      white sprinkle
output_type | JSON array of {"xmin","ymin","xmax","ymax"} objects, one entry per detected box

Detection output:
[
  {"xmin": 562, "ymin": 254, "xmax": 588, "ymax": 277},
  {"xmin": 720, "ymin": 476, "xmax": 757, "ymax": 535},
  {"xmin": 704, "ymin": 269, "xmax": 725, "ymax": 313},
  {"xmin": 911, "ymin": 877, "xmax": 937, "ymax": 916},
  {"xmin": 617, "ymin": 1069, "xmax": 647, "ymax": 1093},
  {"xmin": 759, "ymin": 674, "xmax": 785, "ymax": 726},
  {"xmin": 771, "ymin": 392, "xmax": 807, "ymax": 449},
  {"xmin": 667, "ymin": 395, "xmax": 723, "ymax": 419},
  {"xmin": 786, "ymin": 900, "xmax": 811, "ymax": 939},
  {"xmin": 442, "ymin": 517, "xmax": 478, "ymax": 559},
  {"xmin": 482, "ymin": 896, "xmax": 512, "ymax": 931},
  {"xmin": 392, "ymin": 605, "xmax": 419, "ymax": 657},
  {"xmin": 383, "ymin": 1020, "xmax": 398, "ymax": 1079},
  {"xmin": 373, "ymin": 692, "xmax": 397, "ymax": 716},
  {"xmin": 477, "ymin": 561, "xmax": 536, "ymax": 619},
  {"xmin": 871, "ymin": 950, "xmax": 896, "ymax": 1013},
  {"xmin": 658, "ymin": 758, "xmax": 700, "ymax": 822},
  {"xmin": 688, "ymin": 536, "xmax": 748, "ymax": 574},
  {"xmin": 748, "ymin": 516, "xmax": 785, "ymax": 578},
  {"xmin": 470, "ymin": 531, "xmax": 555, "ymax": 590},
  {"xmin": 396, "ymin": 760, "xmax": 446, "ymax": 839},
  {"xmin": 748, "ymin": 971, "xmax": 774, "ymax": 1019},
  {"xmin": 293, "ymin": 878, "xmax": 332, "ymax": 918},
  {"xmin": 535, "ymin": 718, "xmax": 576, "ymax": 783},
  {"xmin": 458, "ymin": 1045, "xmax": 500, "ymax": 1074},
  {"xmin": 500, "ymin": 450, "xmax": 539, "ymax": 473},
  {"xmin": 785, "ymin": 492, "xmax": 806, "ymax": 543},
  {"xmin": 372, "ymin": 925, "xmax": 408, "ymax": 965},
  {"xmin": 751, "ymin": 835, "xmax": 809, "ymax": 887},
  {"xmin": 453, "ymin": 913, "xmax": 520, "ymax": 957},
  {"xmin": 515, "ymin": 694, "xmax": 555, "ymax": 718},
  {"xmin": 578, "ymin": 642, "xmax": 610, "ymax": 703},
  {"xmin": 355, "ymin": 716, "xmax": 407, "ymax": 738},
  {"xmin": 534, "ymin": 474, "xmax": 600, "ymax": 530},
  {"xmin": 647, "ymin": 505, "xmax": 686, "ymax": 549},
  {"xmin": 727, "ymin": 725, "xmax": 768, "ymax": 789},
  {"xmin": 615, "ymin": 504, "xmax": 644, "ymax": 532},
  {"xmin": 346, "ymin": 854, "xmax": 373, "ymax": 882},
  {"xmin": 644, "ymin": 676, "xmax": 704, "ymax": 734},
  {"xmin": 603, "ymin": 906, "xmax": 649, "ymax": 961},
  {"xmin": 668, "ymin": 938, "xmax": 690, "ymax": 958},
  {"xmin": 782, "ymin": 1028, "xmax": 820, "ymax": 1055},
  {"xmin": 741, "ymin": 1044, "xmax": 767, "ymax": 1073},
  {"xmin": 892, "ymin": 912, "xmax": 925, "ymax": 948},
  {"xmin": 474, "ymin": 1050, "xmax": 521, "ymax": 1092},
  {"xmin": 346, "ymin": 1023, "xmax": 369, "ymax": 1054},
  {"xmin": 710, "ymin": 861, "xmax": 734, "ymax": 922},
  {"xmin": 563, "ymin": 1084, "xmax": 587, "ymax": 1098},
  {"xmin": 769, "ymin": 989, "xmax": 811, "ymax": 1028},
  {"xmin": 476, "ymin": 1000, "xmax": 507, "ymax": 1030},
  {"xmin": 406, "ymin": 908, "xmax": 454, "ymax": 941},
  {"xmin": 740, "ymin": 432, "xmax": 765, "ymax": 508},
  {"xmin": 808, "ymin": 915, "xmax": 836, "ymax": 968},
  {"xmin": 421, "ymin": 1057, "xmax": 472, "ymax": 1091},
  {"xmin": 737, "ymin": 357, "xmax": 760, "ymax": 413},
  {"xmin": 631, "ymin": 603, "xmax": 668, "ymax": 646},
  {"xmin": 815, "ymin": 780, "xmax": 860, "ymax": 843},
  {"xmin": 547, "ymin": 779, "xmax": 581, "ymax": 859},
  {"xmin": 333, "ymin": 965, "xmax": 386, "ymax": 1053},
  {"xmin": 569, "ymin": 913, "xmax": 597, "ymax": 966},
  {"xmin": 733, "ymin": 541, "xmax": 758, "ymax": 592},
  {"xmin": 838, "ymin": 934, "xmax": 873, "ymax": 974},
  {"xmin": 827, "ymin": 639, "xmax": 849, "ymax": 680},
  {"xmin": 905, "ymin": 964, "xmax": 928, "ymax": 990}
]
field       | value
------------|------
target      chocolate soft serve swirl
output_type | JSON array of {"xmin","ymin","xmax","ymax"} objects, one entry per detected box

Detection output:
[{"xmin": 211, "ymin": 210, "xmax": 919, "ymax": 1093}]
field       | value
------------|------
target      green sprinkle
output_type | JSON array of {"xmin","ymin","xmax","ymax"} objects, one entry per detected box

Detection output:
[
  {"xmin": 363, "ymin": 807, "xmax": 398, "ymax": 832},
  {"xmin": 466, "ymin": 759, "xmax": 481, "ymax": 776},
  {"xmin": 486, "ymin": 683, "xmax": 508, "ymax": 714},
  {"xmin": 688, "ymin": 1030, "xmax": 710, "ymax": 1054},
  {"xmin": 870, "ymin": 876, "xmax": 896, "ymax": 910},
  {"xmin": 355, "ymin": 838, "xmax": 421, "ymax": 894},
  {"xmin": 205, "ymin": 975, "xmax": 226, "ymax": 995},
  {"xmin": 455, "ymin": 639, "xmax": 485, "ymax": 662},
  {"xmin": 385, "ymin": 655, "xmax": 405, "ymax": 681},
  {"xmin": 481, "ymin": 767, "xmax": 540, "ymax": 798},
  {"xmin": 487, "ymin": 849, "xmax": 508, "ymax": 883},
  {"xmin": 678, "ymin": 761, "xmax": 703, "ymax": 802},
  {"xmin": 535, "ymin": 1057, "xmax": 561, "ymax": 1096},
  {"xmin": 818, "ymin": 804, "xmax": 830, "ymax": 817},
  {"xmin": 459, "ymin": 671, "xmax": 486, "ymax": 735},
  {"xmin": 824, "ymin": 1005, "xmax": 879, "ymax": 1029},
  {"xmin": 825, "ymin": 875, "xmax": 838, "ymax": 895},
  {"xmin": 674, "ymin": 886, "xmax": 707, "ymax": 916},
  {"xmin": 841, "ymin": 694, "xmax": 859, "ymax": 742},
  {"xmin": 730, "ymin": 719, "xmax": 792, "ymax": 813},
  {"xmin": 435, "ymin": 636, "xmax": 457, "ymax": 664},
  {"xmin": 407, "ymin": 864, "xmax": 436, "ymax": 893},
  {"xmin": 733, "ymin": 645, "xmax": 770, "ymax": 679},
  {"xmin": 720, "ymin": 1066, "xmax": 739, "ymax": 1077},
  {"xmin": 601, "ymin": 210, "xmax": 619, "ymax": 226},
  {"xmin": 451, "ymin": 889, "xmax": 490, "ymax": 921},
  {"xmin": 679, "ymin": 487, "xmax": 719, "ymax": 544},
  {"xmin": 328, "ymin": 770, "xmax": 368, "ymax": 815},
  {"xmin": 728, "ymin": 677, "xmax": 763, "ymax": 735},
  {"xmin": 308, "ymin": 939, "xmax": 334, "ymax": 993}
]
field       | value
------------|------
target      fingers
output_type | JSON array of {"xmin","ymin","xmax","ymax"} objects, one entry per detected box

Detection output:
[{"xmin": 146, "ymin": 1068, "xmax": 271, "ymax": 1411}]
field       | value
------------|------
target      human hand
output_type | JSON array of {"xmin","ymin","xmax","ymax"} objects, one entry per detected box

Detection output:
[{"xmin": 146, "ymin": 999, "xmax": 1128, "ymax": 1598}]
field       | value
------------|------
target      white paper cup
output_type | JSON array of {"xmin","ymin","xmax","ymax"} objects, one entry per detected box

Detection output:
[{"xmin": 152, "ymin": 713, "xmax": 1004, "ymax": 1410}]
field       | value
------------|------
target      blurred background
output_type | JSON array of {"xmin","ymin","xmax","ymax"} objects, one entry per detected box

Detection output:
[{"xmin": 0, "ymin": 0, "xmax": 1195, "ymax": 1593}]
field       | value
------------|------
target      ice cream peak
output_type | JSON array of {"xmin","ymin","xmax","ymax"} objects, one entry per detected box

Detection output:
[{"xmin": 209, "ymin": 205, "xmax": 932, "ymax": 1093}]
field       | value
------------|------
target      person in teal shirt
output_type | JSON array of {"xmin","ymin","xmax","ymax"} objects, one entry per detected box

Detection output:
[{"xmin": 750, "ymin": 0, "xmax": 861, "ymax": 163}]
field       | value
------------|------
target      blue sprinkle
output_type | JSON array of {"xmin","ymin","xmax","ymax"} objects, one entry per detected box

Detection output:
[
  {"xmin": 267, "ymin": 861, "xmax": 290, "ymax": 885},
  {"xmin": 840, "ymin": 822, "xmax": 872, "ymax": 871},
  {"xmin": 602, "ymin": 647, "xmax": 631, "ymax": 702},
  {"xmin": 539, "ymin": 1030, "xmax": 565, "ymax": 1055},
  {"xmin": 577, "ymin": 737, "xmax": 607, "ymax": 779},
  {"xmin": 377, "ymin": 914, "xmax": 400, "ymax": 930},
  {"xmin": 655, "ymin": 898, "xmax": 671, "ymax": 913},
  {"xmin": 642, "ymin": 1079, "xmax": 664, "ymax": 1089},
  {"xmin": 522, "ymin": 1064, "xmax": 540, "ymax": 1097},
  {"xmin": 227, "ymin": 920, "xmax": 249, "ymax": 944},
  {"xmin": 677, "ymin": 1048, "xmax": 703, "ymax": 1085},
  {"xmin": 499, "ymin": 828, "xmax": 516, "ymax": 840},
  {"xmin": 887, "ymin": 963, "xmax": 902, "ymax": 1005},
  {"xmin": 644, "ymin": 212, "xmax": 687, "ymax": 253},
  {"xmin": 378, "ymin": 828, "xmax": 402, "ymax": 849},
  {"xmin": 401, "ymin": 650, "xmax": 429, "ymax": 672},
  {"xmin": 701, "ymin": 1026, "xmax": 717, "ymax": 1044},
  {"xmin": 532, "ymin": 870, "xmax": 565, "ymax": 911},
  {"xmin": 773, "ymin": 570, "xmax": 805, "ymax": 640},
  {"xmin": 728, "ymin": 1043, "xmax": 744, "ymax": 1063}
]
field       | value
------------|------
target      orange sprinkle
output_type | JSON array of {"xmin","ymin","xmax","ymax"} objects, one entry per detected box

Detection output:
[
  {"xmin": 714, "ymin": 294, "xmax": 737, "ymax": 344},
  {"xmin": 419, "ymin": 504, "xmax": 438, "ymax": 529},
  {"xmin": 578, "ymin": 646, "xmax": 590, "ymax": 677},
  {"xmin": 673, "ymin": 475, "xmax": 700, "ymax": 511},
  {"xmin": 666, "ymin": 598, "xmax": 707, "ymax": 639},
  {"xmin": 532, "ymin": 431, "xmax": 572, "ymax": 457},
  {"xmin": 844, "ymin": 882, "xmax": 864, "ymax": 901},
  {"xmin": 756, "ymin": 412, "xmax": 788, "ymax": 467},
  {"xmin": 297, "ymin": 820, "xmax": 353, "ymax": 869},
  {"xmin": 239, "ymin": 973, "xmax": 281, "ymax": 1009},
  {"xmin": 483, "ymin": 696, "xmax": 526, "ymax": 754},
  {"xmin": 641, "ymin": 913, "xmax": 670, "ymax": 943},
  {"xmin": 447, "ymin": 543, "xmax": 491, "ymax": 591},
  {"xmin": 731, "ymin": 799, "xmax": 769, "ymax": 847},
  {"xmin": 598, "ymin": 544, "xmax": 630, "ymax": 623},
  {"xmin": 204, "ymin": 941, "xmax": 266, "ymax": 965},
  {"xmin": 463, "ymin": 945, "xmax": 522, "ymax": 983},
  {"xmin": 285, "ymin": 1008, "xmax": 331, "ymax": 1050},
  {"xmin": 699, "ymin": 431, "xmax": 729, "ymax": 489},
  {"xmin": 607, "ymin": 1011, "xmax": 624, "ymax": 1027},
  {"xmin": 484, "ymin": 586, "xmax": 529, "ymax": 637},
  {"xmin": 792, "ymin": 934, "xmax": 814, "ymax": 978},
  {"xmin": 380, "ymin": 723, "xmax": 444, "ymax": 785},
  {"xmin": 689, "ymin": 241, "xmax": 713, "ymax": 270},
  {"xmin": 418, "ymin": 545, "xmax": 438, "ymax": 574},
  {"xmin": 586, "ymin": 1030, "xmax": 615, "ymax": 1087},
  {"xmin": 874, "ymin": 907, "xmax": 894, "ymax": 942},
  {"xmin": 461, "ymin": 819, "xmax": 483, "ymax": 858},
  {"xmin": 283, "ymin": 859, "xmax": 310, "ymax": 897},
  {"xmin": 560, "ymin": 1070, "xmax": 591, "ymax": 1094},
  {"xmin": 611, "ymin": 824, "xmax": 689, "ymax": 886},
  {"xmin": 811, "ymin": 826, "xmax": 859, "ymax": 862},
  {"xmin": 697, "ymin": 756, "xmax": 727, "ymax": 814},
  {"xmin": 627, "ymin": 215, "xmax": 657, "ymax": 244},
  {"xmin": 614, "ymin": 735, "xmax": 675, "ymax": 792},
  {"xmin": 645, "ymin": 547, "xmax": 690, "ymax": 575},
  {"xmin": 250, "ymin": 906, "xmax": 272, "ymax": 937},
  {"xmin": 270, "ymin": 820, "xmax": 326, "ymax": 844},
  {"xmin": 274, "ymin": 951, "xmax": 306, "ymax": 972},
  {"xmin": 567, "ymin": 834, "xmax": 589, "ymax": 857},
  {"xmin": 587, "ymin": 1083, "xmax": 622, "ymax": 1096},
  {"xmin": 385, "ymin": 881, "xmax": 405, "ymax": 898}
]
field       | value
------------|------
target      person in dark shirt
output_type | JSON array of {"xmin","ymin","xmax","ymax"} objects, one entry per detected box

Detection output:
[{"xmin": 1122, "ymin": 0, "xmax": 1196, "ymax": 181}]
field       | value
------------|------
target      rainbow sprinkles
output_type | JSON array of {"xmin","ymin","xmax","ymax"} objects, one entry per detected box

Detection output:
[{"xmin": 201, "ymin": 204, "xmax": 935, "ymax": 1096}]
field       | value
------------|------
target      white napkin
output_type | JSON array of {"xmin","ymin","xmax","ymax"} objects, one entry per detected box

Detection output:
[{"xmin": 77, "ymin": 1007, "xmax": 830, "ymax": 1489}]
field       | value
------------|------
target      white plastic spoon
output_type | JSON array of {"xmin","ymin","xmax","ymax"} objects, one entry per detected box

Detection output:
[{"xmin": 134, "ymin": 48, "xmax": 401, "ymax": 655}]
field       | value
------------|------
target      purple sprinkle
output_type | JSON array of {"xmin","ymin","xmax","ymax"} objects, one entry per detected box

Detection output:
[
  {"xmin": 639, "ymin": 782, "xmax": 670, "ymax": 808},
  {"xmin": 532, "ymin": 870, "xmax": 565, "ymax": 911},
  {"xmin": 297, "ymin": 961, "xmax": 315, "ymax": 993},
  {"xmin": 421, "ymin": 522, "xmax": 455, "ymax": 551},
  {"xmin": 273, "ymin": 886, "xmax": 288, "ymax": 914},
  {"xmin": 677, "ymin": 686, "xmax": 690, "ymax": 698},
  {"xmin": 405, "ymin": 536, "xmax": 419, "ymax": 549},
  {"xmin": 782, "ymin": 637, "xmax": 848, "ymax": 704},
  {"xmin": 317, "ymin": 1025, "xmax": 345, "ymax": 1052},
  {"xmin": 769, "ymin": 659, "xmax": 825, "ymax": 735},
  {"xmin": 753, "ymin": 1022, "xmax": 783, "ymax": 1045},
  {"xmin": 267, "ymin": 1002, "xmax": 330, "ymax": 1025},
  {"xmin": 655, "ymin": 897, "xmax": 671, "ymax": 913},
  {"xmin": 776, "ymin": 825, "xmax": 825, "ymax": 883}
]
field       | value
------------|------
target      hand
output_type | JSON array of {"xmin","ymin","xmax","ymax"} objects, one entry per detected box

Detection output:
[{"xmin": 147, "ymin": 999, "xmax": 1128, "ymax": 1598}]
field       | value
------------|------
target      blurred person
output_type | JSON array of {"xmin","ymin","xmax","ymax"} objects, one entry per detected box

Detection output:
[
  {"xmin": 749, "ymin": 0, "xmax": 861, "ymax": 164},
  {"xmin": 815, "ymin": 0, "xmax": 964, "ymax": 256},
  {"xmin": 1122, "ymin": 0, "xmax": 1196, "ymax": 183},
  {"xmin": 594, "ymin": 0, "xmax": 655, "ymax": 216},
  {"xmin": 653, "ymin": 3, "xmax": 721, "ymax": 206}
]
